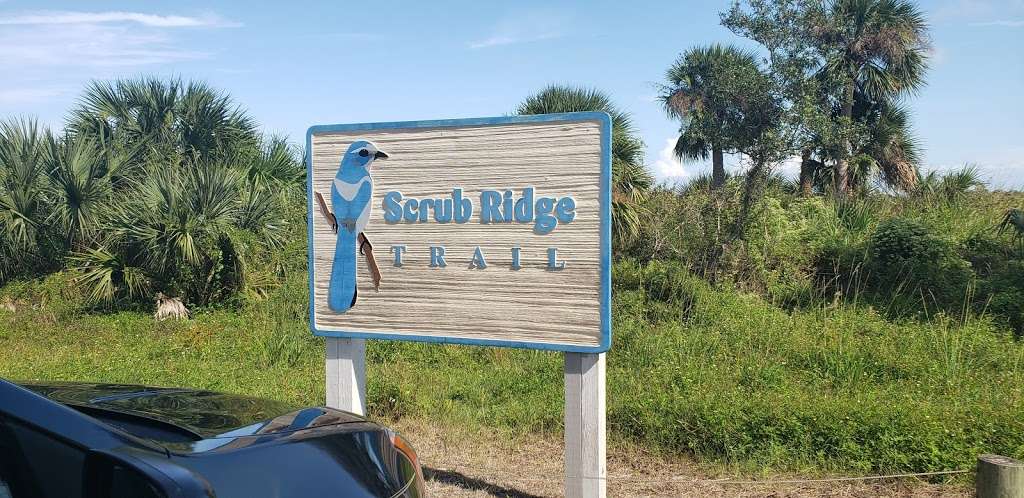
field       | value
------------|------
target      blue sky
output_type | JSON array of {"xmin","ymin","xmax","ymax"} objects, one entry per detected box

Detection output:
[{"xmin": 1, "ymin": 0, "xmax": 1022, "ymax": 187}]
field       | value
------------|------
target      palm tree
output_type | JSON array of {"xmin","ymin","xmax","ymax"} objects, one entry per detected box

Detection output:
[
  {"xmin": 813, "ymin": 0, "xmax": 929, "ymax": 196},
  {"xmin": 0, "ymin": 77, "xmax": 301, "ymax": 308},
  {"xmin": 0, "ymin": 119, "xmax": 50, "ymax": 281},
  {"xmin": 516, "ymin": 85, "xmax": 653, "ymax": 246},
  {"xmin": 853, "ymin": 100, "xmax": 921, "ymax": 192},
  {"xmin": 72, "ymin": 156, "xmax": 289, "ymax": 306},
  {"xmin": 43, "ymin": 133, "xmax": 114, "ymax": 251},
  {"xmin": 999, "ymin": 208, "xmax": 1024, "ymax": 255},
  {"xmin": 70, "ymin": 77, "xmax": 258, "ymax": 167},
  {"xmin": 660, "ymin": 44, "xmax": 764, "ymax": 189}
]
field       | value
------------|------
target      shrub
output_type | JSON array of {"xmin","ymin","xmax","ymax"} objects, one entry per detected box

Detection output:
[
  {"xmin": 869, "ymin": 218, "xmax": 946, "ymax": 268},
  {"xmin": 0, "ymin": 78, "xmax": 305, "ymax": 309},
  {"xmin": 866, "ymin": 218, "xmax": 973, "ymax": 313}
]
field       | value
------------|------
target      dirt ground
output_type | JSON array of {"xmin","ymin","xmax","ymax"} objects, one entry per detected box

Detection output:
[{"xmin": 389, "ymin": 419, "xmax": 971, "ymax": 498}]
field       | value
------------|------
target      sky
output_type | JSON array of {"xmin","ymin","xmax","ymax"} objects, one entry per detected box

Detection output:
[{"xmin": 1, "ymin": 0, "xmax": 1022, "ymax": 187}]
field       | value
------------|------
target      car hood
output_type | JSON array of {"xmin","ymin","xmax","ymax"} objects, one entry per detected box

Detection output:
[{"xmin": 16, "ymin": 381, "xmax": 367, "ymax": 440}]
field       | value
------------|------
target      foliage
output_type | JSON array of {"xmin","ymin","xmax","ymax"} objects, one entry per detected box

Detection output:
[
  {"xmin": 69, "ymin": 78, "xmax": 258, "ymax": 166},
  {"xmin": 1000, "ymin": 208, "xmax": 1024, "ymax": 253},
  {"xmin": 516, "ymin": 85, "xmax": 653, "ymax": 248},
  {"xmin": 0, "ymin": 119, "xmax": 52, "ymax": 280},
  {"xmin": 868, "ymin": 218, "xmax": 944, "ymax": 267},
  {"xmin": 3, "ymin": 262, "xmax": 1022, "ymax": 474},
  {"xmin": 723, "ymin": 0, "xmax": 930, "ymax": 195},
  {"xmin": 621, "ymin": 172, "xmax": 1024, "ymax": 334},
  {"xmin": 865, "ymin": 218, "xmax": 972, "ymax": 311},
  {"xmin": 661, "ymin": 44, "xmax": 785, "ymax": 188},
  {"xmin": 0, "ymin": 78, "xmax": 304, "ymax": 307}
]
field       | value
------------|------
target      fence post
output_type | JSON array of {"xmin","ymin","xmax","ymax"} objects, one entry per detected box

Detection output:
[
  {"xmin": 325, "ymin": 337, "xmax": 366, "ymax": 416},
  {"xmin": 564, "ymin": 352, "xmax": 606, "ymax": 498},
  {"xmin": 978, "ymin": 454, "xmax": 1024, "ymax": 498}
]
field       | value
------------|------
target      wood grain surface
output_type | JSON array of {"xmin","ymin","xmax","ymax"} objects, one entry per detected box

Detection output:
[{"xmin": 310, "ymin": 118, "xmax": 605, "ymax": 348}]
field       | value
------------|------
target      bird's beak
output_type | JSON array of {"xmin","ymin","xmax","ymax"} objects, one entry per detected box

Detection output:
[{"xmin": 374, "ymin": 150, "xmax": 389, "ymax": 160}]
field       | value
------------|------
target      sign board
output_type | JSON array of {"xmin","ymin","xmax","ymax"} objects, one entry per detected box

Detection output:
[{"xmin": 306, "ymin": 113, "xmax": 611, "ymax": 352}]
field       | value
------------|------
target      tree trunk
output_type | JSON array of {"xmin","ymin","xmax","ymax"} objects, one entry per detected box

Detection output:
[
  {"xmin": 835, "ymin": 78, "xmax": 855, "ymax": 199},
  {"xmin": 799, "ymin": 149, "xmax": 813, "ymax": 197},
  {"xmin": 711, "ymin": 145, "xmax": 725, "ymax": 189},
  {"xmin": 732, "ymin": 162, "xmax": 766, "ymax": 241}
]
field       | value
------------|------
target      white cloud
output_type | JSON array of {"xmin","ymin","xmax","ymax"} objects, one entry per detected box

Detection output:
[
  {"xmin": 652, "ymin": 136, "xmax": 688, "ymax": 179},
  {"xmin": 0, "ymin": 10, "xmax": 239, "ymax": 70},
  {"xmin": 0, "ymin": 10, "xmax": 240, "ymax": 28},
  {"xmin": 0, "ymin": 24, "xmax": 208, "ymax": 68},
  {"xmin": 469, "ymin": 32, "xmax": 561, "ymax": 49},
  {"xmin": 969, "ymin": 20, "xmax": 1024, "ymax": 27},
  {"xmin": 0, "ymin": 9, "xmax": 235, "ymax": 109},
  {"xmin": 928, "ymin": 46, "xmax": 949, "ymax": 66},
  {"xmin": 468, "ymin": 10, "xmax": 567, "ymax": 49}
]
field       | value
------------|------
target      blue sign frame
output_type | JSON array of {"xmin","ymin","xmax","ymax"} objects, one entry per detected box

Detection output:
[{"xmin": 306, "ymin": 112, "xmax": 612, "ymax": 353}]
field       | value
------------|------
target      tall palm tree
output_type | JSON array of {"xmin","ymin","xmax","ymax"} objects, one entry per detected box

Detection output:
[
  {"xmin": 516, "ymin": 85, "xmax": 653, "ymax": 246},
  {"xmin": 813, "ymin": 0, "xmax": 929, "ymax": 196},
  {"xmin": 661, "ymin": 44, "xmax": 764, "ymax": 189}
]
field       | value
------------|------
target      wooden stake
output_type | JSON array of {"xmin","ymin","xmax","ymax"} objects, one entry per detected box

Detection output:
[
  {"xmin": 325, "ymin": 337, "xmax": 366, "ymax": 416},
  {"xmin": 564, "ymin": 352, "xmax": 606, "ymax": 498},
  {"xmin": 978, "ymin": 454, "xmax": 1024, "ymax": 498}
]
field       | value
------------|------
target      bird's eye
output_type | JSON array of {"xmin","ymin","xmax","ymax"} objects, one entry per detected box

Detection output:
[{"xmin": 358, "ymin": 149, "xmax": 369, "ymax": 157}]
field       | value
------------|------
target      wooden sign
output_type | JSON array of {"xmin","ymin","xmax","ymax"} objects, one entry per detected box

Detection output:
[{"xmin": 306, "ymin": 113, "xmax": 611, "ymax": 352}]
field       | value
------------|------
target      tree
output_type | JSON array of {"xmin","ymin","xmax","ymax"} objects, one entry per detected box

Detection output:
[
  {"xmin": 850, "ymin": 98, "xmax": 921, "ymax": 192},
  {"xmin": 723, "ymin": 0, "xmax": 930, "ymax": 197},
  {"xmin": 800, "ymin": 96, "xmax": 923, "ymax": 194},
  {"xmin": 43, "ymin": 133, "xmax": 113, "ymax": 252},
  {"xmin": 812, "ymin": 0, "xmax": 929, "ymax": 196},
  {"xmin": 72, "ymin": 160, "xmax": 288, "ymax": 306},
  {"xmin": 661, "ymin": 44, "xmax": 767, "ymax": 189},
  {"xmin": 516, "ymin": 85, "xmax": 653, "ymax": 247},
  {"xmin": 722, "ymin": 0, "xmax": 831, "ymax": 197},
  {"xmin": 660, "ymin": 45, "xmax": 791, "ymax": 275}
]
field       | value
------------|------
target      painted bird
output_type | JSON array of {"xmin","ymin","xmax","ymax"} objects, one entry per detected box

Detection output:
[{"xmin": 329, "ymin": 140, "xmax": 388, "ymax": 312}]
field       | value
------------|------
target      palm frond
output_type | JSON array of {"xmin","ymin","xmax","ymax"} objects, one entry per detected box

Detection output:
[
  {"xmin": 69, "ymin": 247, "xmax": 151, "ymax": 304},
  {"xmin": 44, "ymin": 133, "xmax": 111, "ymax": 249}
]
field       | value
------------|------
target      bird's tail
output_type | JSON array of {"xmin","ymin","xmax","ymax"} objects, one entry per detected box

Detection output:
[{"xmin": 328, "ymin": 227, "xmax": 358, "ymax": 313}]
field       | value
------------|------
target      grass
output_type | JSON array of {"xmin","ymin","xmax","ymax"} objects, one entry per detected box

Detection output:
[{"xmin": 2, "ymin": 261, "xmax": 1022, "ymax": 476}]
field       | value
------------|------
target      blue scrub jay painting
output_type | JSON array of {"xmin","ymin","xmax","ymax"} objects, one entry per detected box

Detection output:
[{"xmin": 317, "ymin": 140, "xmax": 388, "ymax": 313}]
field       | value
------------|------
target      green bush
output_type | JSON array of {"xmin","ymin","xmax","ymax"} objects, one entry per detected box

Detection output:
[
  {"xmin": 861, "ymin": 218, "xmax": 972, "ymax": 316},
  {"xmin": 869, "ymin": 218, "xmax": 947, "ymax": 268},
  {"xmin": 0, "ymin": 78, "xmax": 305, "ymax": 308}
]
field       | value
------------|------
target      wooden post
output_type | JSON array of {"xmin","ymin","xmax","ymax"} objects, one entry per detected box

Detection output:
[
  {"xmin": 564, "ymin": 352, "xmax": 606, "ymax": 498},
  {"xmin": 325, "ymin": 337, "xmax": 366, "ymax": 416},
  {"xmin": 978, "ymin": 454, "xmax": 1024, "ymax": 498}
]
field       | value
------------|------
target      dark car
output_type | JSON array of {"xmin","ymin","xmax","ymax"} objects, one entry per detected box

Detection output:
[{"xmin": 0, "ymin": 379, "xmax": 424, "ymax": 498}]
